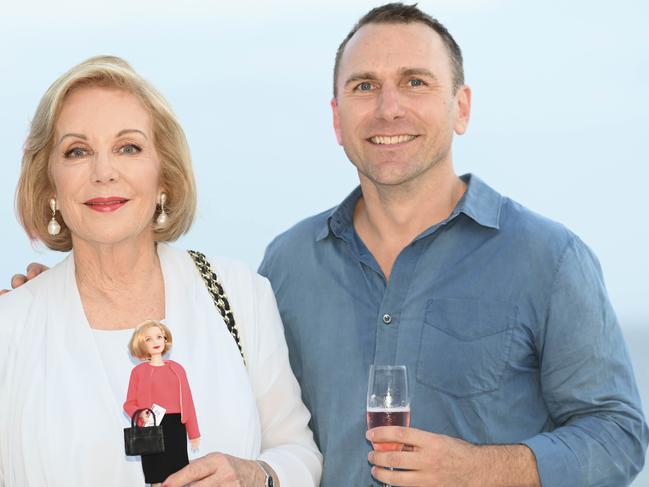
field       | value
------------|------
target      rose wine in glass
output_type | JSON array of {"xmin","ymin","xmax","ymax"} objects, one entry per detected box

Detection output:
[{"xmin": 367, "ymin": 364, "xmax": 410, "ymax": 486}]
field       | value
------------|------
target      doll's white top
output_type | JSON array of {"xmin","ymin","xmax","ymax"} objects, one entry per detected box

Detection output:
[{"xmin": 0, "ymin": 243, "xmax": 322, "ymax": 486}]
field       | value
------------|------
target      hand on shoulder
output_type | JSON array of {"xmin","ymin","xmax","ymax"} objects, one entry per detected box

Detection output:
[{"xmin": 0, "ymin": 262, "xmax": 49, "ymax": 295}]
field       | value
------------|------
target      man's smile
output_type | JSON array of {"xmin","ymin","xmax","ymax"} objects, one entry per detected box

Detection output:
[{"xmin": 368, "ymin": 134, "xmax": 418, "ymax": 145}]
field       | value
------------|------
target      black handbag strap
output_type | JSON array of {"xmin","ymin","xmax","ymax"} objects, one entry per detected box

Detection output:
[
  {"xmin": 188, "ymin": 250, "xmax": 246, "ymax": 366},
  {"xmin": 131, "ymin": 408, "xmax": 157, "ymax": 428}
]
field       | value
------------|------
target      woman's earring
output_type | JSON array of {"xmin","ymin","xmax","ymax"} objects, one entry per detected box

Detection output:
[
  {"xmin": 156, "ymin": 193, "xmax": 168, "ymax": 225},
  {"xmin": 47, "ymin": 198, "xmax": 61, "ymax": 236}
]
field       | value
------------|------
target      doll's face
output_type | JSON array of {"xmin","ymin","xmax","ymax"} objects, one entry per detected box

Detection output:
[{"xmin": 142, "ymin": 326, "xmax": 166, "ymax": 358}]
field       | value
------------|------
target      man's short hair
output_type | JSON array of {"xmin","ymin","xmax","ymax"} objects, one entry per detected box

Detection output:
[{"xmin": 333, "ymin": 2, "xmax": 465, "ymax": 97}]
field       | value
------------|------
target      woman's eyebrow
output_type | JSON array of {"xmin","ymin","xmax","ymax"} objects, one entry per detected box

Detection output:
[{"xmin": 117, "ymin": 128, "xmax": 148, "ymax": 139}]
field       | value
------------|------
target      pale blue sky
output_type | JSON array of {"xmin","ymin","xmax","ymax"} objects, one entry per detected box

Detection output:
[
  {"xmin": 1, "ymin": 0, "xmax": 648, "ymax": 482},
  {"xmin": 1, "ymin": 0, "xmax": 647, "ymax": 327}
]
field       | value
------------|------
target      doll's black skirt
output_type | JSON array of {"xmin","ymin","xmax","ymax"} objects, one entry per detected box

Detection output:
[{"xmin": 141, "ymin": 413, "xmax": 189, "ymax": 483}]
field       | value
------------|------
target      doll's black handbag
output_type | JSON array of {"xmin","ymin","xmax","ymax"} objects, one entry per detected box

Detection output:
[{"xmin": 124, "ymin": 408, "xmax": 165, "ymax": 456}]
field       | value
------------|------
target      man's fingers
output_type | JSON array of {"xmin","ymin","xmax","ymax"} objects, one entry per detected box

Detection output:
[
  {"xmin": 163, "ymin": 453, "xmax": 220, "ymax": 486},
  {"xmin": 26, "ymin": 262, "xmax": 48, "ymax": 279},
  {"xmin": 368, "ymin": 450, "xmax": 422, "ymax": 471},
  {"xmin": 371, "ymin": 465, "xmax": 419, "ymax": 487},
  {"xmin": 10, "ymin": 274, "xmax": 27, "ymax": 289},
  {"xmin": 368, "ymin": 426, "xmax": 426, "ymax": 446}
]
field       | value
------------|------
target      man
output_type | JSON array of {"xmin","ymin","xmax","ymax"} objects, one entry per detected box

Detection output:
[
  {"xmin": 257, "ymin": 3, "xmax": 648, "ymax": 487},
  {"xmin": 7, "ymin": 3, "xmax": 648, "ymax": 486}
]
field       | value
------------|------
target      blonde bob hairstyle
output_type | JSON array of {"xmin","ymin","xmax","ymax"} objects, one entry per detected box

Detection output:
[
  {"xmin": 129, "ymin": 320, "xmax": 173, "ymax": 360},
  {"xmin": 16, "ymin": 55, "xmax": 197, "ymax": 251}
]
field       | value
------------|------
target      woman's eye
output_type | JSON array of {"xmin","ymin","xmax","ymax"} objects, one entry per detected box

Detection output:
[
  {"xmin": 119, "ymin": 144, "xmax": 142, "ymax": 155},
  {"xmin": 64, "ymin": 147, "xmax": 88, "ymax": 159}
]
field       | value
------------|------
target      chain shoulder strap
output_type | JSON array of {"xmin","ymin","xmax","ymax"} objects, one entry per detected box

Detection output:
[{"xmin": 187, "ymin": 250, "xmax": 246, "ymax": 366}]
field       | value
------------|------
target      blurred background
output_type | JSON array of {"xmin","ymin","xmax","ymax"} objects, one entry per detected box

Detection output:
[{"xmin": 1, "ymin": 0, "xmax": 647, "ymax": 482}]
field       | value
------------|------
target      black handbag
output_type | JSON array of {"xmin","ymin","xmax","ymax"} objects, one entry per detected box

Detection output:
[{"xmin": 123, "ymin": 408, "xmax": 165, "ymax": 456}]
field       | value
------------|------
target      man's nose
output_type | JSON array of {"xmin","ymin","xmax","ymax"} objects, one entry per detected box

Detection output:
[{"xmin": 376, "ymin": 85, "xmax": 406, "ymax": 121}]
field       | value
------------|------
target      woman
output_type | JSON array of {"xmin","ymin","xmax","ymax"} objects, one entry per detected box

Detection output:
[{"xmin": 0, "ymin": 55, "xmax": 321, "ymax": 486}]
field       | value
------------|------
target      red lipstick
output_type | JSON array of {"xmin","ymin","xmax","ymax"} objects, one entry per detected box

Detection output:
[{"xmin": 84, "ymin": 197, "xmax": 129, "ymax": 212}]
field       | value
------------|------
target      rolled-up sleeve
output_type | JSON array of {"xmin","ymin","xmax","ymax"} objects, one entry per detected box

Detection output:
[
  {"xmin": 522, "ymin": 237, "xmax": 648, "ymax": 486},
  {"xmin": 247, "ymin": 275, "xmax": 322, "ymax": 487}
]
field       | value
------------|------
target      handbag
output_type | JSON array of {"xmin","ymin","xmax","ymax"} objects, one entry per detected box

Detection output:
[
  {"xmin": 123, "ymin": 408, "xmax": 165, "ymax": 456},
  {"xmin": 188, "ymin": 250, "xmax": 246, "ymax": 365}
]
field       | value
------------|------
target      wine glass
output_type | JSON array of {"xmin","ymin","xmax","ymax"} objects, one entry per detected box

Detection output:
[{"xmin": 367, "ymin": 365, "xmax": 410, "ymax": 487}]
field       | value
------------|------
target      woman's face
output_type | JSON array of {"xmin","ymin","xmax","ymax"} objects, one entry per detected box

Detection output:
[
  {"xmin": 142, "ymin": 326, "xmax": 166, "ymax": 358},
  {"xmin": 49, "ymin": 86, "xmax": 162, "ymax": 249}
]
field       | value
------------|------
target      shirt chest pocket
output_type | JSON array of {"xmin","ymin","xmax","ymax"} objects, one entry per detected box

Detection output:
[{"xmin": 416, "ymin": 298, "xmax": 515, "ymax": 398}]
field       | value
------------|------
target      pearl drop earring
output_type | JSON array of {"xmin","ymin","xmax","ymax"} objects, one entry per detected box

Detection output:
[
  {"xmin": 156, "ymin": 193, "xmax": 168, "ymax": 225},
  {"xmin": 47, "ymin": 198, "xmax": 61, "ymax": 236}
]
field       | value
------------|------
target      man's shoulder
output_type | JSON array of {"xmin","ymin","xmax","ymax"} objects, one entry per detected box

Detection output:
[
  {"xmin": 264, "ymin": 206, "xmax": 335, "ymax": 258},
  {"xmin": 500, "ymin": 196, "xmax": 577, "ymax": 252}
]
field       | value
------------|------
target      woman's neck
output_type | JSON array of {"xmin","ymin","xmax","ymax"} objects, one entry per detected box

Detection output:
[
  {"xmin": 72, "ymin": 236, "xmax": 165, "ymax": 330},
  {"xmin": 73, "ymin": 237, "xmax": 159, "ymax": 292}
]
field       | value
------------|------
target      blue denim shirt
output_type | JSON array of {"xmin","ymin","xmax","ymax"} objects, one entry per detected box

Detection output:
[{"xmin": 259, "ymin": 174, "xmax": 648, "ymax": 487}]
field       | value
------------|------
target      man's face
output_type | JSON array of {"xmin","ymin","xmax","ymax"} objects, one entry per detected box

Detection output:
[{"xmin": 332, "ymin": 22, "xmax": 470, "ymax": 188}]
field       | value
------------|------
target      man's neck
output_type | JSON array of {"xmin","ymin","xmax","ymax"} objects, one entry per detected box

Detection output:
[{"xmin": 353, "ymin": 167, "xmax": 466, "ymax": 280}]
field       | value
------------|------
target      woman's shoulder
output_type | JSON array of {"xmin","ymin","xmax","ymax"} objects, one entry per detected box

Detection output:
[
  {"xmin": 160, "ymin": 244, "xmax": 265, "ymax": 284},
  {"xmin": 0, "ymin": 256, "xmax": 71, "ymax": 324},
  {"xmin": 171, "ymin": 245, "xmax": 269, "ymax": 295}
]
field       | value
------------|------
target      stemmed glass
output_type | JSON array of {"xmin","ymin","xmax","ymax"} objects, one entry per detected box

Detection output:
[{"xmin": 367, "ymin": 365, "xmax": 410, "ymax": 487}]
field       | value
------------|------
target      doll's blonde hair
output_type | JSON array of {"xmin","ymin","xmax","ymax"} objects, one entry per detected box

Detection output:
[{"xmin": 129, "ymin": 320, "xmax": 173, "ymax": 360}]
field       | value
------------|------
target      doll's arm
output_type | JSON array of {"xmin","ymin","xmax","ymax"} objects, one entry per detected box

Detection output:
[
  {"xmin": 180, "ymin": 366, "xmax": 200, "ymax": 439},
  {"xmin": 190, "ymin": 437, "xmax": 201, "ymax": 450},
  {"xmin": 123, "ymin": 367, "xmax": 140, "ymax": 418}
]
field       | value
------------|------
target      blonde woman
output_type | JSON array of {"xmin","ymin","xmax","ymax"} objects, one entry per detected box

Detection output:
[{"xmin": 0, "ymin": 56, "xmax": 321, "ymax": 486}]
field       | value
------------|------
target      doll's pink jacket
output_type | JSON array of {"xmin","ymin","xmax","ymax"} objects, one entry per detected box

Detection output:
[{"xmin": 123, "ymin": 360, "xmax": 200, "ymax": 439}]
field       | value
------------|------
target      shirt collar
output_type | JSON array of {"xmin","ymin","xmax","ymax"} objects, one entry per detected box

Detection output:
[{"xmin": 316, "ymin": 173, "xmax": 502, "ymax": 241}]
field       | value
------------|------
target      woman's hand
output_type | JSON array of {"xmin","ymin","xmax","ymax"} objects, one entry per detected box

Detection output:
[{"xmin": 163, "ymin": 453, "xmax": 275, "ymax": 486}]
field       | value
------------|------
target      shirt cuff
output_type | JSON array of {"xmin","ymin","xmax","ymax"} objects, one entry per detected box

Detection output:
[{"xmin": 522, "ymin": 433, "xmax": 584, "ymax": 487}]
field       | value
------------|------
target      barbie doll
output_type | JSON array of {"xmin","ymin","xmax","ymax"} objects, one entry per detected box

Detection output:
[{"xmin": 124, "ymin": 320, "xmax": 200, "ymax": 486}]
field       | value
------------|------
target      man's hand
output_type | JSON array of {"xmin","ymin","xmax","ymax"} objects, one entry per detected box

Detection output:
[
  {"xmin": 367, "ymin": 426, "xmax": 540, "ymax": 487},
  {"xmin": 0, "ymin": 263, "xmax": 49, "ymax": 295},
  {"xmin": 163, "ymin": 452, "xmax": 271, "ymax": 487}
]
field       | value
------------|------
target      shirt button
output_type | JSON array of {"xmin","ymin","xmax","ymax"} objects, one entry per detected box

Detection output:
[{"xmin": 382, "ymin": 314, "xmax": 392, "ymax": 325}]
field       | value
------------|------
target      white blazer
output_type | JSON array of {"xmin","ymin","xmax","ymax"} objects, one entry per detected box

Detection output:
[{"xmin": 0, "ymin": 244, "xmax": 322, "ymax": 486}]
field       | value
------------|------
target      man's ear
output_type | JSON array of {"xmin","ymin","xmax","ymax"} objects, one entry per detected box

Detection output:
[
  {"xmin": 454, "ymin": 85, "xmax": 472, "ymax": 135},
  {"xmin": 331, "ymin": 97, "xmax": 343, "ymax": 145}
]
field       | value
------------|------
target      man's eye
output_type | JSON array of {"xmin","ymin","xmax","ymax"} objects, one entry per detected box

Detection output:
[
  {"xmin": 64, "ymin": 147, "xmax": 88, "ymax": 159},
  {"xmin": 118, "ymin": 144, "xmax": 141, "ymax": 155},
  {"xmin": 357, "ymin": 82, "xmax": 373, "ymax": 92},
  {"xmin": 408, "ymin": 79, "xmax": 424, "ymax": 87}
]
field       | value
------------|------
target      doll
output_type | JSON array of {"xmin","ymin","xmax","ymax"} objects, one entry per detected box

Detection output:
[{"xmin": 124, "ymin": 320, "xmax": 200, "ymax": 487}]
